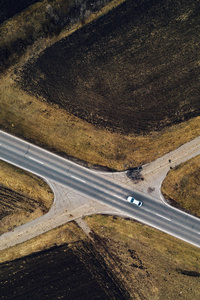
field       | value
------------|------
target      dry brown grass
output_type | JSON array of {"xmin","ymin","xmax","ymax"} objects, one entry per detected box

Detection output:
[
  {"xmin": 85, "ymin": 215, "xmax": 200, "ymax": 300},
  {"xmin": 0, "ymin": 160, "xmax": 53, "ymax": 206},
  {"xmin": 162, "ymin": 155, "xmax": 200, "ymax": 217},
  {"xmin": 0, "ymin": 221, "xmax": 86, "ymax": 263},
  {"xmin": 0, "ymin": 160, "xmax": 54, "ymax": 234}
]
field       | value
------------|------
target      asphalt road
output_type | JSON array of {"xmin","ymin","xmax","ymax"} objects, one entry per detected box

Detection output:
[{"xmin": 0, "ymin": 130, "xmax": 200, "ymax": 248}]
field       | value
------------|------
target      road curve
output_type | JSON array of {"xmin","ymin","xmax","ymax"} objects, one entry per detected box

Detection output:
[{"xmin": 0, "ymin": 130, "xmax": 200, "ymax": 248}]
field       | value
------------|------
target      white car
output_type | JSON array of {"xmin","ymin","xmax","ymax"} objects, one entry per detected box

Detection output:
[{"xmin": 126, "ymin": 196, "xmax": 142, "ymax": 207}]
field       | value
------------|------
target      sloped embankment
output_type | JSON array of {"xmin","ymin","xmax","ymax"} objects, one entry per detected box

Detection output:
[{"xmin": 0, "ymin": 160, "xmax": 53, "ymax": 235}]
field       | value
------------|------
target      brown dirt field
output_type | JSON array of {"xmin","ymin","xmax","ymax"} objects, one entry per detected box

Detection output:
[
  {"xmin": 0, "ymin": 221, "xmax": 129, "ymax": 299},
  {"xmin": 161, "ymin": 155, "xmax": 200, "ymax": 218},
  {"xmin": 0, "ymin": 160, "xmax": 54, "ymax": 234},
  {"xmin": 0, "ymin": 0, "xmax": 124, "ymax": 72},
  {"xmin": 0, "ymin": 242, "xmax": 129, "ymax": 300},
  {"xmin": 1, "ymin": 216, "xmax": 200, "ymax": 299},
  {"xmin": 18, "ymin": 0, "xmax": 200, "ymax": 134}
]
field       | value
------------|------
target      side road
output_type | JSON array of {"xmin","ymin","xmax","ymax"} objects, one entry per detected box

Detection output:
[{"xmin": 103, "ymin": 136, "xmax": 200, "ymax": 202}]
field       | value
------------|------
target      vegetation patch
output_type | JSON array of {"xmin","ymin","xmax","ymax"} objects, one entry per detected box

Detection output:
[
  {"xmin": 0, "ymin": 160, "xmax": 54, "ymax": 234},
  {"xmin": 161, "ymin": 155, "xmax": 200, "ymax": 218},
  {"xmin": 85, "ymin": 214, "xmax": 200, "ymax": 300}
]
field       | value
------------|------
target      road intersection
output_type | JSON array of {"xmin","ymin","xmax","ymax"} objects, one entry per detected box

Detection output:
[{"xmin": 0, "ymin": 130, "xmax": 200, "ymax": 249}]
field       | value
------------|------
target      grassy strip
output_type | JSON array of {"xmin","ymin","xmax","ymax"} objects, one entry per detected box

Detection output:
[
  {"xmin": 85, "ymin": 215, "xmax": 200, "ymax": 300},
  {"xmin": 0, "ymin": 160, "xmax": 53, "ymax": 204},
  {"xmin": 161, "ymin": 155, "xmax": 200, "ymax": 217},
  {"xmin": 0, "ymin": 160, "xmax": 54, "ymax": 234},
  {"xmin": 0, "ymin": 221, "xmax": 86, "ymax": 263}
]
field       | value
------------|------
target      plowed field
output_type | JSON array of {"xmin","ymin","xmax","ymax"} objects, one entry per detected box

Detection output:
[
  {"xmin": 0, "ymin": 241, "xmax": 128, "ymax": 299},
  {"xmin": 18, "ymin": 0, "xmax": 200, "ymax": 134}
]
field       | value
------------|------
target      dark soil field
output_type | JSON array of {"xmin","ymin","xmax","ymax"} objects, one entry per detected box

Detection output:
[
  {"xmin": 18, "ymin": 0, "xmax": 200, "ymax": 134},
  {"xmin": 0, "ymin": 0, "xmax": 41, "ymax": 24},
  {"xmin": 0, "ymin": 0, "xmax": 114, "ymax": 72},
  {"xmin": 0, "ymin": 241, "xmax": 128, "ymax": 300}
]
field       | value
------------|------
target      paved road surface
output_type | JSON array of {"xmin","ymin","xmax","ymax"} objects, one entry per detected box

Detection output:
[{"xmin": 0, "ymin": 131, "xmax": 200, "ymax": 248}]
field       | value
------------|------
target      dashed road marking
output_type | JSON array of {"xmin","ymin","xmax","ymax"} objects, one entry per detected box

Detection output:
[
  {"xmin": 113, "ymin": 194, "xmax": 125, "ymax": 201},
  {"xmin": 143, "ymin": 208, "xmax": 151, "ymax": 212},
  {"xmin": 156, "ymin": 213, "xmax": 171, "ymax": 221},
  {"xmin": 71, "ymin": 175, "xmax": 86, "ymax": 183},
  {"xmin": 28, "ymin": 156, "xmax": 44, "ymax": 165}
]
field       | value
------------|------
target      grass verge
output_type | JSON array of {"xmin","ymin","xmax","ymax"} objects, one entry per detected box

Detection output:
[
  {"xmin": 0, "ymin": 160, "xmax": 54, "ymax": 234},
  {"xmin": 161, "ymin": 155, "xmax": 200, "ymax": 218},
  {"xmin": 0, "ymin": 221, "xmax": 86, "ymax": 263}
]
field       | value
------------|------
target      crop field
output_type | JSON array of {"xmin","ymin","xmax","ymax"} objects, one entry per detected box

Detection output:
[
  {"xmin": 0, "ymin": 239, "xmax": 128, "ymax": 299},
  {"xmin": 86, "ymin": 215, "xmax": 200, "ymax": 300},
  {"xmin": 18, "ymin": 0, "xmax": 200, "ymax": 134}
]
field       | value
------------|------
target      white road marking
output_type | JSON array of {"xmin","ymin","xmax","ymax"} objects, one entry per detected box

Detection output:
[
  {"xmin": 156, "ymin": 213, "xmax": 171, "ymax": 221},
  {"xmin": 198, "ymin": 232, "xmax": 200, "ymax": 235},
  {"xmin": 113, "ymin": 194, "xmax": 125, "ymax": 201},
  {"xmin": 71, "ymin": 175, "xmax": 86, "ymax": 183},
  {"xmin": 28, "ymin": 156, "xmax": 44, "ymax": 165},
  {"xmin": 143, "ymin": 208, "xmax": 151, "ymax": 212}
]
